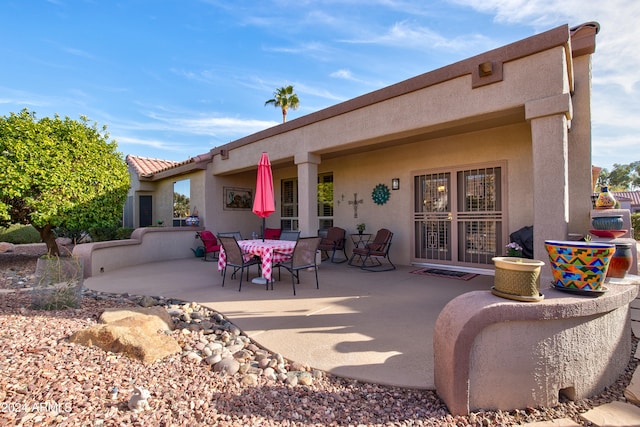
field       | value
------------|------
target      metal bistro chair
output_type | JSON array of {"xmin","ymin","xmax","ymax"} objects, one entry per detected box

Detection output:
[
  {"xmin": 279, "ymin": 230, "xmax": 301, "ymax": 241},
  {"xmin": 275, "ymin": 236, "xmax": 321, "ymax": 295},
  {"xmin": 348, "ymin": 228, "xmax": 396, "ymax": 271},
  {"xmin": 318, "ymin": 227, "xmax": 347, "ymax": 263},
  {"xmin": 218, "ymin": 236, "xmax": 261, "ymax": 291},
  {"xmin": 218, "ymin": 231, "xmax": 243, "ymax": 241}
]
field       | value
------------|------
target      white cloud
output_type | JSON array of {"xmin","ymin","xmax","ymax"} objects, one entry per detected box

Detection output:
[
  {"xmin": 450, "ymin": 0, "xmax": 640, "ymax": 169},
  {"xmin": 113, "ymin": 135, "xmax": 185, "ymax": 151},
  {"xmin": 341, "ymin": 20, "xmax": 492, "ymax": 52},
  {"xmin": 451, "ymin": 0, "xmax": 640, "ymax": 93},
  {"xmin": 330, "ymin": 69, "xmax": 354, "ymax": 80},
  {"xmin": 170, "ymin": 116, "xmax": 278, "ymax": 137}
]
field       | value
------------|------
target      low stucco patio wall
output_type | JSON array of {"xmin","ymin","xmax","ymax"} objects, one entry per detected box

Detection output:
[
  {"xmin": 434, "ymin": 278, "xmax": 639, "ymax": 415},
  {"xmin": 73, "ymin": 227, "xmax": 203, "ymax": 278}
]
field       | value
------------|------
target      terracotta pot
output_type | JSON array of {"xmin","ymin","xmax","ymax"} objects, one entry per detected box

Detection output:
[{"xmin": 606, "ymin": 243, "xmax": 633, "ymax": 279}]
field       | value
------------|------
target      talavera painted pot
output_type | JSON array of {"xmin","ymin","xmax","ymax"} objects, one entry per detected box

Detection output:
[
  {"xmin": 591, "ymin": 215, "xmax": 623, "ymax": 230},
  {"xmin": 544, "ymin": 240, "xmax": 615, "ymax": 290}
]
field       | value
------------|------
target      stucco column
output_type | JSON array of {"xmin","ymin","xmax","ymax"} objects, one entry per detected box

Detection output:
[
  {"xmin": 295, "ymin": 153, "xmax": 321, "ymax": 237},
  {"xmin": 525, "ymin": 94, "xmax": 572, "ymax": 275},
  {"xmin": 568, "ymin": 54, "xmax": 594, "ymax": 234}
]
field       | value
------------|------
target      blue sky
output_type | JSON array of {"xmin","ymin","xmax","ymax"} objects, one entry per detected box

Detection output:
[{"xmin": 1, "ymin": 0, "xmax": 638, "ymax": 173}]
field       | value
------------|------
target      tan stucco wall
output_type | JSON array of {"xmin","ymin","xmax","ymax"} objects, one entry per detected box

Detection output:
[
  {"xmin": 434, "ymin": 282, "xmax": 637, "ymax": 415},
  {"xmin": 204, "ymin": 46, "xmax": 575, "ymax": 267},
  {"xmin": 201, "ymin": 121, "xmax": 534, "ymax": 267},
  {"xmin": 567, "ymin": 54, "xmax": 594, "ymax": 235},
  {"xmin": 74, "ymin": 227, "xmax": 202, "ymax": 277},
  {"xmin": 154, "ymin": 180, "xmax": 174, "ymax": 226},
  {"xmin": 129, "ymin": 24, "xmax": 599, "ymax": 272},
  {"xmin": 203, "ymin": 170, "xmax": 264, "ymax": 239},
  {"xmin": 202, "ymin": 49, "xmax": 577, "ymax": 268},
  {"xmin": 213, "ymin": 47, "xmax": 569, "ymax": 178}
]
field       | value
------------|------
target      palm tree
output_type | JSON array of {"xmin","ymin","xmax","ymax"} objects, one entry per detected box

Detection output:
[{"xmin": 264, "ymin": 85, "xmax": 300, "ymax": 123}]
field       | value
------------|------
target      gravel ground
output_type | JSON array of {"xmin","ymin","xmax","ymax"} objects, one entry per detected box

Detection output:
[{"xmin": 0, "ymin": 244, "xmax": 637, "ymax": 426}]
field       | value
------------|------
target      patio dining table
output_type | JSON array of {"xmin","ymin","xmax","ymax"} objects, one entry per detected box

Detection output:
[{"xmin": 217, "ymin": 239, "xmax": 296, "ymax": 282}]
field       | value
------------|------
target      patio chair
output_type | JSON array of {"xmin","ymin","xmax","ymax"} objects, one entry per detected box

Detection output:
[
  {"xmin": 275, "ymin": 236, "xmax": 321, "ymax": 295},
  {"xmin": 280, "ymin": 230, "xmax": 301, "ymax": 241},
  {"xmin": 196, "ymin": 230, "xmax": 221, "ymax": 262},
  {"xmin": 218, "ymin": 231, "xmax": 243, "ymax": 241},
  {"xmin": 348, "ymin": 228, "xmax": 396, "ymax": 271},
  {"xmin": 218, "ymin": 236, "xmax": 261, "ymax": 291},
  {"xmin": 264, "ymin": 228, "xmax": 282, "ymax": 240},
  {"xmin": 318, "ymin": 226, "xmax": 347, "ymax": 263}
]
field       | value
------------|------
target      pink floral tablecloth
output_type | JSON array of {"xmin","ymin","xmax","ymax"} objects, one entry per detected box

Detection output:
[{"xmin": 217, "ymin": 239, "xmax": 296, "ymax": 281}]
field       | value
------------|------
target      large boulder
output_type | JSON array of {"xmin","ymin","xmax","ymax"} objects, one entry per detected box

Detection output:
[{"xmin": 69, "ymin": 306, "xmax": 181, "ymax": 364}]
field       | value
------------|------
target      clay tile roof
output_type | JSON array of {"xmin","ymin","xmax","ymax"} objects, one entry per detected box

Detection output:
[
  {"xmin": 614, "ymin": 191, "xmax": 640, "ymax": 206},
  {"xmin": 126, "ymin": 155, "xmax": 180, "ymax": 178}
]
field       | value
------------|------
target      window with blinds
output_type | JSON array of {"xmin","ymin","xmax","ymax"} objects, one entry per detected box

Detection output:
[
  {"xmin": 280, "ymin": 173, "xmax": 334, "ymax": 231},
  {"xmin": 318, "ymin": 173, "xmax": 334, "ymax": 230}
]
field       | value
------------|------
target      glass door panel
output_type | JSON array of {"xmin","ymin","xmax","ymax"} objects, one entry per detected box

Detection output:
[
  {"xmin": 414, "ymin": 173, "xmax": 452, "ymax": 261},
  {"xmin": 413, "ymin": 164, "xmax": 504, "ymax": 267}
]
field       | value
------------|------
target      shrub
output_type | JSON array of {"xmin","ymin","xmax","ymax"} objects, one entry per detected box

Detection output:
[
  {"xmin": 632, "ymin": 213, "xmax": 639, "ymax": 240},
  {"xmin": 88, "ymin": 225, "xmax": 133, "ymax": 242},
  {"xmin": 115, "ymin": 227, "xmax": 134, "ymax": 240},
  {"xmin": 0, "ymin": 224, "xmax": 41, "ymax": 244},
  {"xmin": 54, "ymin": 227, "xmax": 89, "ymax": 244}
]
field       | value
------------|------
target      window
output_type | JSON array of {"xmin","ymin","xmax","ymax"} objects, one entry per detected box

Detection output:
[
  {"xmin": 280, "ymin": 173, "xmax": 334, "ymax": 231},
  {"xmin": 173, "ymin": 179, "xmax": 191, "ymax": 226},
  {"xmin": 318, "ymin": 173, "xmax": 334, "ymax": 230},
  {"xmin": 281, "ymin": 178, "xmax": 298, "ymax": 231}
]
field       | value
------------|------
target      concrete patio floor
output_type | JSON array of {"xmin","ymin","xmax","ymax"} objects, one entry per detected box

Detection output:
[{"xmin": 85, "ymin": 257, "xmax": 494, "ymax": 389}]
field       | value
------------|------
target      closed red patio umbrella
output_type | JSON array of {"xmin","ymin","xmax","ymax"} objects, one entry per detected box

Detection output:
[{"xmin": 253, "ymin": 152, "xmax": 275, "ymax": 242}]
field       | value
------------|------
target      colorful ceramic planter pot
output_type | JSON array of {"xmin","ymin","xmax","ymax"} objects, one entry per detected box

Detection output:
[
  {"xmin": 606, "ymin": 242, "xmax": 633, "ymax": 279},
  {"xmin": 591, "ymin": 215, "xmax": 623, "ymax": 230},
  {"xmin": 185, "ymin": 216, "xmax": 200, "ymax": 226},
  {"xmin": 544, "ymin": 240, "xmax": 615, "ymax": 290}
]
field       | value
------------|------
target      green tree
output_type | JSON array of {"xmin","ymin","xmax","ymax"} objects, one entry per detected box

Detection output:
[
  {"xmin": 0, "ymin": 109, "xmax": 130, "ymax": 256},
  {"xmin": 264, "ymin": 85, "xmax": 300, "ymax": 123},
  {"xmin": 173, "ymin": 192, "xmax": 190, "ymax": 218},
  {"xmin": 598, "ymin": 161, "xmax": 640, "ymax": 190}
]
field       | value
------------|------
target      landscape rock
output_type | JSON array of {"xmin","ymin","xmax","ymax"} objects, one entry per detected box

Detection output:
[
  {"xmin": 138, "ymin": 295, "xmax": 158, "ymax": 307},
  {"xmin": 624, "ymin": 368, "xmax": 640, "ymax": 405},
  {"xmin": 99, "ymin": 306, "xmax": 174, "ymax": 331},
  {"xmin": 69, "ymin": 306, "xmax": 180, "ymax": 363},
  {"xmin": 213, "ymin": 357, "xmax": 240, "ymax": 375}
]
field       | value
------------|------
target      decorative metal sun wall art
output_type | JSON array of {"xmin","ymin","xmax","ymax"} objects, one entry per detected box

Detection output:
[{"xmin": 371, "ymin": 184, "xmax": 390, "ymax": 205}]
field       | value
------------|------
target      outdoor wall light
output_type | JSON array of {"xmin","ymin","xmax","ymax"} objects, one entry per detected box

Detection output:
[
  {"xmin": 391, "ymin": 178, "xmax": 400, "ymax": 190},
  {"xmin": 479, "ymin": 61, "xmax": 493, "ymax": 77}
]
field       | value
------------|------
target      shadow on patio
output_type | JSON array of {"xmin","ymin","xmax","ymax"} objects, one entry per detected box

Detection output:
[{"xmin": 85, "ymin": 258, "xmax": 494, "ymax": 389}]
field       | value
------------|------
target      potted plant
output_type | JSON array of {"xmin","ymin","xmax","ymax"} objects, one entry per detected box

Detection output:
[
  {"xmin": 505, "ymin": 242, "xmax": 523, "ymax": 257},
  {"xmin": 356, "ymin": 223, "xmax": 366, "ymax": 235}
]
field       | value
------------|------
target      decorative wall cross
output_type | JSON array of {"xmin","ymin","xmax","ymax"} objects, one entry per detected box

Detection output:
[{"xmin": 348, "ymin": 193, "xmax": 363, "ymax": 218}]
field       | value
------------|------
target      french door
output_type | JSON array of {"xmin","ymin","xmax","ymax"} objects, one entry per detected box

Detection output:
[{"xmin": 413, "ymin": 164, "xmax": 505, "ymax": 267}]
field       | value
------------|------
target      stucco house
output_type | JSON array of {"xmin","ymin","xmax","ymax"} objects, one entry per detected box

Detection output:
[
  {"xmin": 124, "ymin": 22, "xmax": 600, "ymax": 275},
  {"xmin": 609, "ymin": 191, "xmax": 640, "ymax": 213}
]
